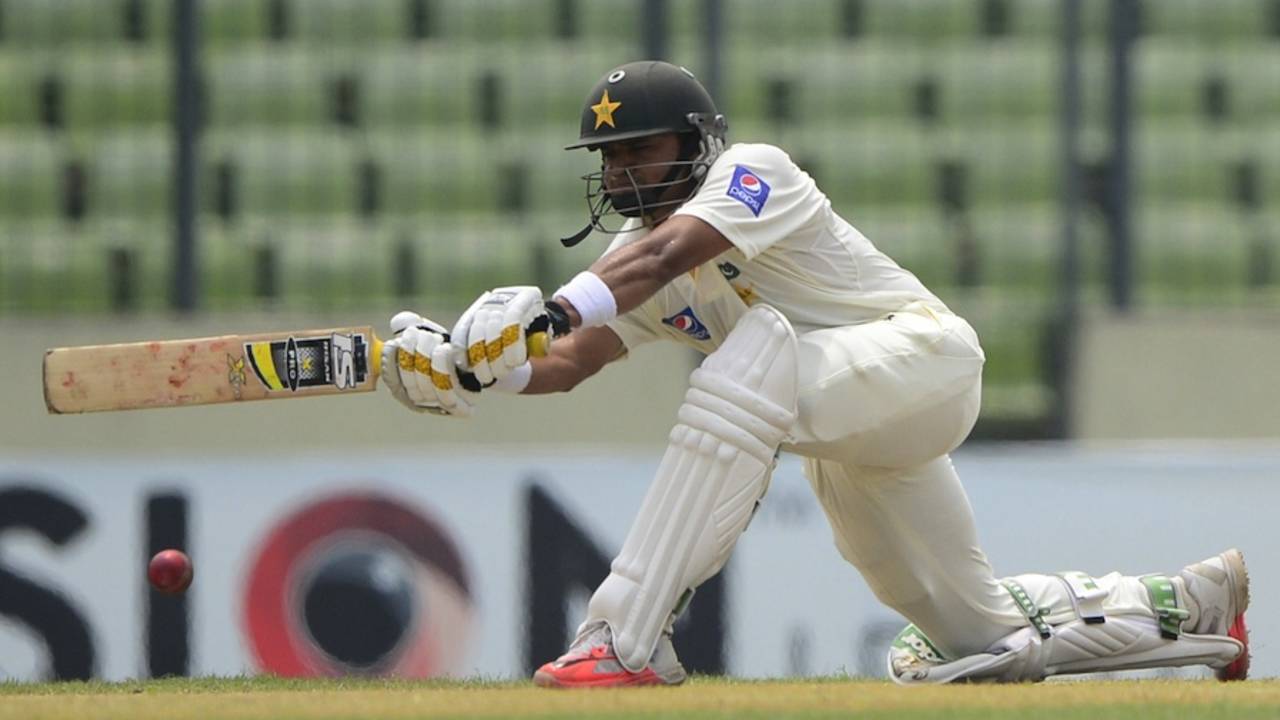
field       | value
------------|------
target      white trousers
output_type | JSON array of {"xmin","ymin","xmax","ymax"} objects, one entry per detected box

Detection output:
[{"xmin": 789, "ymin": 305, "xmax": 1154, "ymax": 658}]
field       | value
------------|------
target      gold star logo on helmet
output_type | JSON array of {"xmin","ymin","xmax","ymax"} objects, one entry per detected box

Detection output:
[{"xmin": 591, "ymin": 90, "xmax": 622, "ymax": 130}]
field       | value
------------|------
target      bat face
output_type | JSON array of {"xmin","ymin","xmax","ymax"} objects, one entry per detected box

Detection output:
[{"xmin": 44, "ymin": 327, "xmax": 382, "ymax": 414}]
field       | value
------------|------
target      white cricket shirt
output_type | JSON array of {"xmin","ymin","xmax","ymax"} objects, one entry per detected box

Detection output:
[{"xmin": 604, "ymin": 142, "xmax": 949, "ymax": 353}]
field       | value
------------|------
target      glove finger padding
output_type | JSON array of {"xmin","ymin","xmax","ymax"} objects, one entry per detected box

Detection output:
[
  {"xmin": 431, "ymin": 341, "xmax": 475, "ymax": 417},
  {"xmin": 391, "ymin": 310, "xmax": 448, "ymax": 336},
  {"xmin": 499, "ymin": 291, "xmax": 540, "ymax": 369},
  {"xmin": 382, "ymin": 323, "xmax": 471, "ymax": 419},
  {"xmin": 403, "ymin": 325, "xmax": 445, "ymax": 407},
  {"xmin": 483, "ymin": 307, "xmax": 509, "ymax": 379},
  {"xmin": 452, "ymin": 293, "xmax": 489, "ymax": 379},
  {"xmin": 462, "ymin": 309, "xmax": 495, "ymax": 386},
  {"xmin": 454, "ymin": 286, "xmax": 544, "ymax": 383},
  {"xmin": 381, "ymin": 335, "xmax": 422, "ymax": 413}
]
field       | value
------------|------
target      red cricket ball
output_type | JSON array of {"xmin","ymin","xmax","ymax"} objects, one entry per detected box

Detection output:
[{"xmin": 148, "ymin": 549, "xmax": 194, "ymax": 594}]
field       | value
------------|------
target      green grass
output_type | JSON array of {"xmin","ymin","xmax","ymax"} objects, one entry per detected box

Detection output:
[{"xmin": 0, "ymin": 676, "xmax": 1277, "ymax": 720}]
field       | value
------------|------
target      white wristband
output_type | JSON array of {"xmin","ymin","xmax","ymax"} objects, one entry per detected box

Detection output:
[
  {"xmin": 493, "ymin": 362, "xmax": 532, "ymax": 394},
  {"xmin": 554, "ymin": 271, "xmax": 617, "ymax": 329}
]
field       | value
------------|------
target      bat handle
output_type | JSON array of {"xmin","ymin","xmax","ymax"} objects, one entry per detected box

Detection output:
[
  {"xmin": 371, "ymin": 331, "xmax": 550, "ymax": 382},
  {"xmin": 371, "ymin": 336, "xmax": 384, "ymax": 378},
  {"xmin": 527, "ymin": 331, "xmax": 551, "ymax": 358}
]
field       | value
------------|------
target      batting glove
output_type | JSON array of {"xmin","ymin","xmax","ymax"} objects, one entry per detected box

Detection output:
[
  {"xmin": 451, "ymin": 286, "xmax": 549, "ymax": 385},
  {"xmin": 381, "ymin": 311, "xmax": 478, "ymax": 418}
]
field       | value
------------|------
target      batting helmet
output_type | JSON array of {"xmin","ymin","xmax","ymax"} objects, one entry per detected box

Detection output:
[
  {"xmin": 560, "ymin": 61, "xmax": 728, "ymax": 246},
  {"xmin": 565, "ymin": 60, "xmax": 724, "ymax": 150}
]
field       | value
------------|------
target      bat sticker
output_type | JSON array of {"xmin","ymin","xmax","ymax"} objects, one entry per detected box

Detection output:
[
  {"xmin": 245, "ymin": 333, "xmax": 369, "ymax": 393},
  {"xmin": 227, "ymin": 354, "xmax": 247, "ymax": 399}
]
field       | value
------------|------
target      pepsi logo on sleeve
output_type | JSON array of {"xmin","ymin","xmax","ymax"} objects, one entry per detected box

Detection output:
[
  {"xmin": 727, "ymin": 165, "xmax": 771, "ymax": 217},
  {"xmin": 661, "ymin": 306, "xmax": 712, "ymax": 341}
]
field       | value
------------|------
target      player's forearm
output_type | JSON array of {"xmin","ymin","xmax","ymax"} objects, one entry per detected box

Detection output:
[
  {"xmin": 518, "ymin": 327, "xmax": 623, "ymax": 394},
  {"xmin": 550, "ymin": 242, "xmax": 675, "ymax": 330},
  {"xmin": 588, "ymin": 242, "xmax": 680, "ymax": 319},
  {"xmin": 520, "ymin": 356, "xmax": 580, "ymax": 394},
  {"xmin": 555, "ymin": 217, "xmax": 731, "ymax": 329}
]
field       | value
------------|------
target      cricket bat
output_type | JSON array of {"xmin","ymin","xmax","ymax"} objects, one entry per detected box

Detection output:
[{"xmin": 43, "ymin": 326, "xmax": 551, "ymax": 414}]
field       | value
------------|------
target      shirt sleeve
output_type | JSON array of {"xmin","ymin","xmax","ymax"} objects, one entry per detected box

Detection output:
[
  {"xmin": 673, "ymin": 144, "xmax": 822, "ymax": 261},
  {"xmin": 606, "ymin": 307, "xmax": 663, "ymax": 352}
]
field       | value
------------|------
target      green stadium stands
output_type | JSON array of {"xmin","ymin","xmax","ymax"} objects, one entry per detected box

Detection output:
[
  {"xmin": 717, "ymin": 41, "xmax": 1062, "ymax": 124},
  {"xmin": 0, "ymin": 48, "xmax": 169, "ymax": 129},
  {"xmin": 205, "ymin": 44, "xmax": 627, "ymax": 128},
  {"xmin": 1, "ymin": 0, "xmax": 171, "ymax": 46},
  {"xmin": 1137, "ymin": 42, "xmax": 1280, "ymax": 120},
  {"xmin": 201, "ymin": 0, "xmax": 643, "ymax": 46},
  {"xmin": 1140, "ymin": 0, "xmax": 1279, "ymax": 41},
  {"xmin": 709, "ymin": 0, "xmax": 1108, "ymax": 42},
  {"xmin": 0, "ymin": 132, "xmax": 62, "ymax": 219},
  {"xmin": 1, "ymin": 0, "xmax": 1277, "ymax": 434}
]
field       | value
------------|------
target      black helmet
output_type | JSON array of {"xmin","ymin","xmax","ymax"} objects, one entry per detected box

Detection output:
[
  {"xmin": 560, "ymin": 61, "xmax": 728, "ymax": 246},
  {"xmin": 565, "ymin": 60, "xmax": 724, "ymax": 150}
]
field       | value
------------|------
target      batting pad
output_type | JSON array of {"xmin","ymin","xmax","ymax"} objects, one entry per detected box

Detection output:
[
  {"xmin": 889, "ymin": 571, "xmax": 1244, "ymax": 684},
  {"xmin": 891, "ymin": 616, "xmax": 1244, "ymax": 684},
  {"xmin": 586, "ymin": 305, "xmax": 799, "ymax": 672}
]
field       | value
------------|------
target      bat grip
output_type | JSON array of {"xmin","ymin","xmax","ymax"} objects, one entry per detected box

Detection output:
[
  {"xmin": 527, "ymin": 331, "xmax": 551, "ymax": 358},
  {"xmin": 375, "ymin": 331, "xmax": 548, "ymax": 391},
  {"xmin": 371, "ymin": 337, "xmax": 384, "ymax": 378}
]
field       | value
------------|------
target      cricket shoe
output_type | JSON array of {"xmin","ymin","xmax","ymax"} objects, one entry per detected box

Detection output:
[
  {"xmin": 1177, "ymin": 548, "xmax": 1250, "ymax": 681},
  {"xmin": 532, "ymin": 622, "xmax": 687, "ymax": 688}
]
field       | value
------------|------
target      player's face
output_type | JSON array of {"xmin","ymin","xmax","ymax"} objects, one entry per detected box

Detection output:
[
  {"xmin": 599, "ymin": 133, "xmax": 679, "ymax": 175},
  {"xmin": 598, "ymin": 133, "xmax": 683, "ymax": 218}
]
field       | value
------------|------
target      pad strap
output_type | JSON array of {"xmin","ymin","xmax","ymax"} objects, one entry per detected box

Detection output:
[
  {"xmin": 1140, "ymin": 574, "xmax": 1190, "ymax": 640},
  {"xmin": 1055, "ymin": 571, "xmax": 1107, "ymax": 624},
  {"xmin": 1002, "ymin": 579, "xmax": 1053, "ymax": 639}
]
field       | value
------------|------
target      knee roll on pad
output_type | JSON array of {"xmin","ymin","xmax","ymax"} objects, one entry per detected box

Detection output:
[{"xmin": 585, "ymin": 306, "xmax": 799, "ymax": 672}]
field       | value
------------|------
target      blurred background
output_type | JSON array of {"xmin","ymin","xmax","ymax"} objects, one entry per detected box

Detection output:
[{"xmin": 0, "ymin": 0, "xmax": 1277, "ymax": 684}]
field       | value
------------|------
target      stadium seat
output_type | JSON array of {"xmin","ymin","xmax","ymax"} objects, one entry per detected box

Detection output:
[
  {"xmin": 0, "ymin": 130, "xmax": 170, "ymax": 221},
  {"xmin": 201, "ymin": 0, "xmax": 641, "ymax": 47},
  {"xmin": 717, "ymin": 41, "xmax": 1067, "ymax": 126},
  {"xmin": 0, "ymin": 52, "xmax": 43, "ymax": 126},
  {"xmin": 1138, "ymin": 125, "xmax": 1280, "ymax": 206},
  {"xmin": 710, "ymin": 0, "xmax": 1108, "ymax": 43},
  {"xmin": 734, "ymin": 121, "xmax": 1058, "ymax": 207},
  {"xmin": 0, "ymin": 132, "xmax": 62, "ymax": 218},
  {"xmin": 1, "ymin": 0, "xmax": 170, "ymax": 45},
  {"xmin": 207, "ymin": 44, "xmax": 628, "ymax": 130},
  {"xmin": 0, "ymin": 215, "xmax": 170, "ymax": 311},
  {"xmin": 199, "ymin": 127, "xmax": 594, "ymax": 219},
  {"xmin": 359, "ymin": 44, "xmax": 628, "ymax": 129},
  {"xmin": 946, "ymin": 289, "xmax": 1059, "ymax": 421},
  {"xmin": 1137, "ymin": 41, "xmax": 1280, "ymax": 121},
  {"xmin": 205, "ymin": 47, "xmax": 330, "ymax": 126},
  {"xmin": 1137, "ymin": 205, "xmax": 1280, "ymax": 303},
  {"xmin": 852, "ymin": 203, "xmax": 1085, "ymax": 294},
  {"xmin": 0, "ymin": 48, "xmax": 169, "ymax": 129},
  {"xmin": 1140, "ymin": 0, "xmax": 1274, "ymax": 41},
  {"xmin": 201, "ymin": 0, "xmax": 273, "ymax": 45},
  {"xmin": 197, "ymin": 212, "xmax": 585, "ymax": 308}
]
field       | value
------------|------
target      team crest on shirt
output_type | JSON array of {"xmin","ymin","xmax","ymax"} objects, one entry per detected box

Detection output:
[
  {"xmin": 662, "ymin": 306, "xmax": 711, "ymax": 341},
  {"xmin": 727, "ymin": 165, "xmax": 771, "ymax": 217}
]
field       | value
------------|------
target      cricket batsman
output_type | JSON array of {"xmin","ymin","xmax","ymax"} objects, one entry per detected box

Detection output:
[{"xmin": 381, "ymin": 61, "xmax": 1250, "ymax": 687}]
